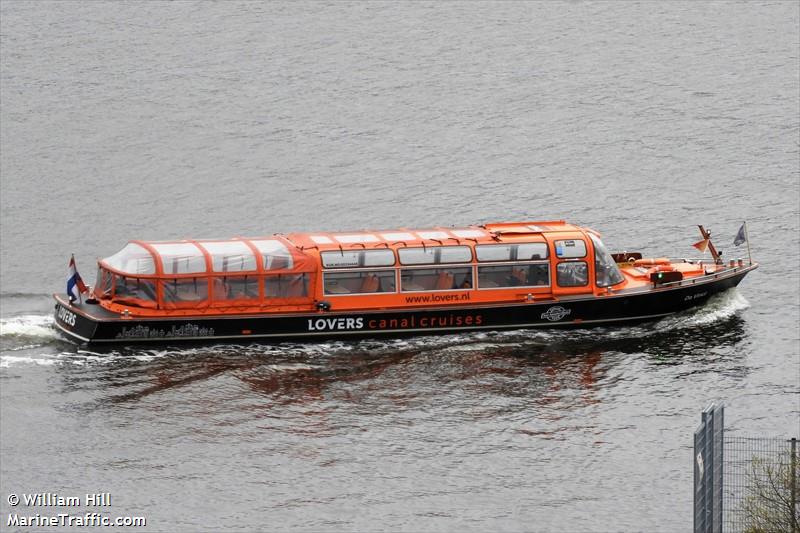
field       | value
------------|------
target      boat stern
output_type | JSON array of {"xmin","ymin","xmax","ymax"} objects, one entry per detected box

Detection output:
[{"xmin": 53, "ymin": 295, "xmax": 100, "ymax": 344}]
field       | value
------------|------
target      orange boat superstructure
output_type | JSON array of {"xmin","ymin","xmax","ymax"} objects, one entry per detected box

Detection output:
[{"xmin": 53, "ymin": 220, "xmax": 756, "ymax": 343}]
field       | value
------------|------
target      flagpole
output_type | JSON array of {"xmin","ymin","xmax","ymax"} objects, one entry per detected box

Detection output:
[
  {"xmin": 744, "ymin": 221, "xmax": 753, "ymax": 265},
  {"xmin": 73, "ymin": 254, "xmax": 82, "ymax": 305}
]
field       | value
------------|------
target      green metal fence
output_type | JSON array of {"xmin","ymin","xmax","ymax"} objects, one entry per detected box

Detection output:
[
  {"xmin": 723, "ymin": 436, "xmax": 798, "ymax": 533},
  {"xmin": 694, "ymin": 403, "xmax": 798, "ymax": 533}
]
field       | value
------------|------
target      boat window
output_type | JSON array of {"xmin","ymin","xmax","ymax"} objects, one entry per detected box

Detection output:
[
  {"xmin": 398, "ymin": 247, "xmax": 436, "ymax": 265},
  {"xmin": 211, "ymin": 276, "xmax": 259, "ymax": 301},
  {"xmin": 251, "ymin": 239, "xmax": 294, "ymax": 270},
  {"xmin": 516, "ymin": 243, "xmax": 549, "ymax": 260},
  {"xmin": 477, "ymin": 264, "xmax": 550, "ymax": 288},
  {"xmin": 476, "ymin": 245, "xmax": 512, "ymax": 262},
  {"xmin": 400, "ymin": 267, "xmax": 473, "ymax": 292},
  {"xmin": 438, "ymin": 246, "xmax": 472, "ymax": 263},
  {"xmin": 95, "ymin": 268, "xmax": 113, "ymax": 299},
  {"xmin": 476, "ymin": 243, "xmax": 548, "ymax": 262},
  {"xmin": 321, "ymin": 249, "xmax": 395, "ymax": 269},
  {"xmin": 363, "ymin": 250, "xmax": 395, "ymax": 267},
  {"xmin": 199, "ymin": 241, "xmax": 257, "ymax": 272},
  {"xmin": 151, "ymin": 243, "xmax": 207, "ymax": 274},
  {"xmin": 323, "ymin": 270, "xmax": 396, "ymax": 295},
  {"xmin": 398, "ymin": 246, "xmax": 471, "ymax": 265},
  {"xmin": 103, "ymin": 243, "xmax": 156, "ymax": 275},
  {"xmin": 114, "ymin": 275, "xmax": 157, "ymax": 307},
  {"xmin": 321, "ymin": 251, "xmax": 361, "ymax": 268},
  {"xmin": 555, "ymin": 240, "xmax": 587, "ymax": 259},
  {"xmin": 589, "ymin": 234, "xmax": 625, "ymax": 287},
  {"xmin": 162, "ymin": 278, "xmax": 209, "ymax": 304},
  {"xmin": 264, "ymin": 274, "xmax": 309, "ymax": 298},
  {"xmin": 556, "ymin": 262, "xmax": 589, "ymax": 287}
]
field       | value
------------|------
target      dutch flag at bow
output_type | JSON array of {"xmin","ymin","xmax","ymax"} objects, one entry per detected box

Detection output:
[{"xmin": 67, "ymin": 255, "xmax": 88, "ymax": 303}]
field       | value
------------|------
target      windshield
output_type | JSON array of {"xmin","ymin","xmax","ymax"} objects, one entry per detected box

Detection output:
[{"xmin": 589, "ymin": 234, "xmax": 625, "ymax": 287}]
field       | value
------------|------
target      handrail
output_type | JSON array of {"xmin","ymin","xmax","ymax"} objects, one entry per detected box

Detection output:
[{"xmin": 649, "ymin": 263, "xmax": 756, "ymax": 291}]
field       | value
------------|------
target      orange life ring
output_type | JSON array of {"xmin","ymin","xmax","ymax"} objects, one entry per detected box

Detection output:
[
  {"xmin": 645, "ymin": 264, "xmax": 676, "ymax": 276},
  {"xmin": 633, "ymin": 257, "xmax": 671, "ymax": 267}
]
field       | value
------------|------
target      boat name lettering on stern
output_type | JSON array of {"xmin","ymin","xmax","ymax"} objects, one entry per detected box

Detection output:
[
  {"xmin": 541, "ymin": 306, "xmax": 571, "ymax": 321},
  {"xmin": 115, "ymin": 324, "xmax": 215, "ymax": 339},
  {"xmin": 57, "ymin": 306, "xmax": 76, "ymax": 327},
  {"xmin": 307, "ymin": 317, "xmax": 365, "ymax": 331}
]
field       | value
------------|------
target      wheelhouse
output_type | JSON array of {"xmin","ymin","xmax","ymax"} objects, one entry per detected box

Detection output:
[{"xmin": 91, "ymin": 221, "xmax": 628, "ymax": 316}]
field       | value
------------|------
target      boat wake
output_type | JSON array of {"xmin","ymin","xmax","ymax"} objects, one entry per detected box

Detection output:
[
  {"xmin": 0, "ymin": 314, "xmax": 61, "ymax": 342},
  {"xmin": 0, "ymin": 290, "xmax": 750, "ymax": 368},
  {"xmin": 684, "ymin": 290, "xmax": 750, "ymax": 325}
]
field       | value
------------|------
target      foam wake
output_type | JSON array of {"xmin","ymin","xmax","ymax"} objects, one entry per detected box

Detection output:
[
  {"xmin": 0, "ymin": 314, "xmax": 59, "ymax": 340},
  {"xmin": 655, "ymin": 289, "xmax": 750, "ymax": 330}
]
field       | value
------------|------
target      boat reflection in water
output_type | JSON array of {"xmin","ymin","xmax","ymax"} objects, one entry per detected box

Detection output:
[{"xmin": 54, "ymin": 289, "xmax": 748, "ymax": 433}]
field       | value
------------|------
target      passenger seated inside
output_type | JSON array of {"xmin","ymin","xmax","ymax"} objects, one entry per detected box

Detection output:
[
  {"xmin": 435, "ymin": 271, "xmax": 454, "ymax": 290},
  {"xmin": 528, "ymin": 265, "xmax": 548, "ymax": 286},
  {"xmin": 507, "ymin": 268, "xmax": 527, "ymax": 286},
  {"xmin": 401, "ymin": 275, "xmax": 423, "ymax": 291},
  {"xmin": 359, "ymin": 274, "xmax": 380, "ymax": 293}
]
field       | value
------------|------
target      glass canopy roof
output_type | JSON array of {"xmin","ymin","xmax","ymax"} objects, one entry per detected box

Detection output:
[{"xmin": 100, "ymin": 239, "xmax": 299, "ymax": 276}]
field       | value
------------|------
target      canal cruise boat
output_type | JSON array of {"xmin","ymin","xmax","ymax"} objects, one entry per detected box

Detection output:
[{"xmin": 53, "ymin": 220, "xmax": 756, "ymax": 344}]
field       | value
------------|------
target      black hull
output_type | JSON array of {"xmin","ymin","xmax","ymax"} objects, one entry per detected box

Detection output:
[{"xmin": 53, "ymin": 266, "xmax": 755, "ymax": 345}]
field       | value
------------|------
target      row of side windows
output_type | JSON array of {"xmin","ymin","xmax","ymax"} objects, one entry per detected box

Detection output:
[
  {"xmin": 321, "ymin": 243, "xmax": 553, "ymax": 295},
  {"xmin": 98, "ymin": 270, "xmax": 310, "ymax": 307},
  {"xmin": 102, "ymin": 262, "xmax": 597, "ymax": 305},
  {"xmin": 323, "ymin": 264, "xmax": 551, "ymax": 295},
  {"xmin": 320, "ymin": 243, "xmax": 551, "ymax": 269}
]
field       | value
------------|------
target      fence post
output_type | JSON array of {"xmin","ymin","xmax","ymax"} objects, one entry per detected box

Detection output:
[
  {"xmin": 792, "ymin": 438, "xmax": 798, "ymax": 533},
  {"xmin": 695, "ymin": 424, "xmax": 703, "ymax": 533},
  {"xmin": 708, "ymin": 407, "xmax": 715, "ymax": 533},
  {"xmin": 709, "ymin": 404, "xmax": 723, "ymax": 533},
  {"xmin": 695, "ymin": 402, "xmax": 725, "ymax": 533},
  {"xmin": 717, "ymin": 405, "xmax": 724, "ymax": 533}
]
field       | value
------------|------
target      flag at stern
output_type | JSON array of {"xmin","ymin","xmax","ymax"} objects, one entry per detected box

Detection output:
[{"xmin": 67, "ymin": 255, "xmax": 89, "ymax": 303}]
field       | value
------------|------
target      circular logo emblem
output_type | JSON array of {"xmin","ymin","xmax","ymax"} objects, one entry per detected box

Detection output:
[{"xmin": 541, "ymin": 306, "xmax": 571, "ymax": 322}]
